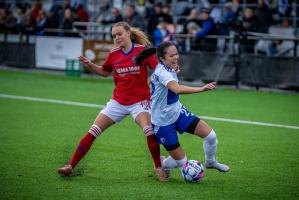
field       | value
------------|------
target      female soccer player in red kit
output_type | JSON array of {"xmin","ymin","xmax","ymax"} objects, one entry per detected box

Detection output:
[{"xmin": 57, "ymin": 21, "xmax": 168, "ymax": 181}]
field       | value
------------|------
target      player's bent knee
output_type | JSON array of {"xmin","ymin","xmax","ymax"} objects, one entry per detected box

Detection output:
[
  {"xmin": 163, "ymin": 143, "xmax": 180, "ymax": 151},
  {"xmin": 204, "ymin": 129, "xmax": 218, "ymax": 144},
  {"xmin": 206, "ymin": 129, "xmax": 217, "ymax": 140},
  {"xmin": 89, "ymin": 124, "xmax": 102, "ymax": 137}
]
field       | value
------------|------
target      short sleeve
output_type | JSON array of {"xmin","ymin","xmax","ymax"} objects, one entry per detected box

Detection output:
[
  {"xmin": 145, "ymin": 54, "xmax": 159, "ymax": 70},
  {"xmin": 159, "ymin": 70, "xmax": 177, "ymax": 87}
]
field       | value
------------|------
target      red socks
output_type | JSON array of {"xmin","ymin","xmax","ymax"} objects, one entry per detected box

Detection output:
[
  {"xmin": 146, "ymin": 134, "xmax": 161, "ymax": 168},
  {"xmin": 69, "ymin": 132, "xmax": 96, "ymax": 168},
  {"xmin": 68, "ymin": 125, "xmax": 160, "ymax": 170}
]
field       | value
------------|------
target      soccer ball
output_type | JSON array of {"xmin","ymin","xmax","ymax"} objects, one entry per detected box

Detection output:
[{"xmin": 181, "ymin": 160, "xmax": 204, "ymax": 183}]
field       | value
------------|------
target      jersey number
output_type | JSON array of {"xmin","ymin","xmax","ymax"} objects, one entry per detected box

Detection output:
[{"xmin": 180, "ymin": 106, "xmax": 193, "ymax": 117}]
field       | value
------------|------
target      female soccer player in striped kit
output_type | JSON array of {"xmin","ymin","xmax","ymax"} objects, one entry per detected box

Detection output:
[
  {"xmin": 57, "ymin": 21, "xmax": 168, "ymax": 181},
  {"xmin": 142, "ymin": 42, "xmax": 229, "ymax": 179}
]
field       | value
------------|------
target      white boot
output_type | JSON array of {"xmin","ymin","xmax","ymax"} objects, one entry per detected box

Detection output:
[{"xmin": 205, "ymin": 161, "xmax": 230, "ymax": 172}]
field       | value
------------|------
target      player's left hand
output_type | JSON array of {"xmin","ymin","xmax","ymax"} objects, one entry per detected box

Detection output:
[
  {"xmin": 175, "ymin": 65, "xmax": 180, "ymax": 74},
  {"xmin": 171, "ymin": 63, "xmax": 180, "ymax": 74}
]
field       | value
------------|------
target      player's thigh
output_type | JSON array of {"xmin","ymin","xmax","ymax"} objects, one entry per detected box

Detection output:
[
  {"xmin": 93, "ymin": 113, "xmax": 115, "ymax": 131},
  {"xmin": 98, "ymin": 99, "xmax": 129, "ymax": 129},
  {"xmin": 129, "ymin": 100, "xmax": 151, "ymax": 129},
  {"xmin": 193, "ymin": 120, "xmax": 212, "ymax": 138},
  {"xmin": 135, "ymin": 112, "xmax": 151, "ymax": 129}
]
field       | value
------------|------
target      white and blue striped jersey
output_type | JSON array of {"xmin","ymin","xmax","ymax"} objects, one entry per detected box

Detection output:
[{"xmin": 150, "ymin": 63, "xmax": 182, "ymax": 126}]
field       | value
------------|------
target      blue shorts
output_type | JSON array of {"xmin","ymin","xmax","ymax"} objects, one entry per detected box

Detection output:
[{"xmin": 153, "ymin": 105, "xmax": 198, "ymax": 146}]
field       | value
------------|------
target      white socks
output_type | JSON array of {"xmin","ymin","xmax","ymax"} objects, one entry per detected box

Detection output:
[
  {"xmin": 203, "ymin": 129, "xmax": 217, "ymax": 164},
  {"xmin": 203, "ymin": 129, "xmax": 230, "ymax": 172},
  {"xmin": 162, "ymin": 155, "xmax": 187, "ymax": 169},
  {"xmin": 161, "ymin": 129, "xmax": 229, "ymax": 173}
]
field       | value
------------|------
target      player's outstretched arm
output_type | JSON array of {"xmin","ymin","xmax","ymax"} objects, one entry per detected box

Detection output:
[
  {"xmin": 79, "ymin": 56, "xmax": 111, "ymax": 77},
  {"xmin": 167, "ymin": 81, "xmax": 216, "ymax": 94}
]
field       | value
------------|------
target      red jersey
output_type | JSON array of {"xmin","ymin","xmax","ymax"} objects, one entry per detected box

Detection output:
[{"xmin": 102, "ymin": 43, "xmax": 158, "ymax": 105}]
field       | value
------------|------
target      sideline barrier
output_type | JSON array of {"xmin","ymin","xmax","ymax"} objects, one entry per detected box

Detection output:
[
  {"xmin": 65, "ymin": 59, "xmax": 82, "ymax": 77},
  {"xmin": 1, "ymin": 32, "xmax": 298, "ymax": 90},
  {"xmin": 179, "ymin": 52, "xmax": 299, "ymax": 89},
  {"xmin": 0, "ymin": 42, "xmax": 35, "ymax": 68}
]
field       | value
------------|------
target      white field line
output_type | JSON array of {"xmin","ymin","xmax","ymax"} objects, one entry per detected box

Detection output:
[
  {"xmin": 1, "ymin": 93, "xmax": 299, "ymax": 130},
  {"xmin": 0, "ymin": 93, "xmax": 104, "ymax": 109},
  {"xmin": 199, "ymin": 116, "xmax": 299, "ymax": 130}
]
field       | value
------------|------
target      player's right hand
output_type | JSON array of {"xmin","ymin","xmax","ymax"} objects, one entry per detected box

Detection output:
[
  {"xmin": 202, "ymin": 82, "xmax": 216, "ymax": 91},
  {"xmin": 79, "ymin": 56, "xmax": 92, "ymax": 70}
]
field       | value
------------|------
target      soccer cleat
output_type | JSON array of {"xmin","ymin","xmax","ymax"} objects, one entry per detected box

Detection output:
[
  {"xmin": 153, "ymin": 156, "xmax": 170, "ymax": 182},
  {"xmin": 155, "ymin": 167, "xmax": 169, "ymax": 182},
  {"xmin": 205, "ymin": 161, "xmax": 230, "ymax": 172},
  {"xmin": 57, "ymin": 164, "xmax": 73, "ymax": 176},
  {"xmin": 160, "ymin": 156, "xmax": 171, "ymax": 179}
]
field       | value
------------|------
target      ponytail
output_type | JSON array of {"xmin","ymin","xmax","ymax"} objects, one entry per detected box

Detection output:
[
  {"xmin": 136, "ymin": 42, "xmax": 175, "ymax": 65},
  {"xmin": 112, "ymin": 21, "xmax": 151, "ymax": 46},
  {"xmin": 130, "ymin": 27, "xmax": 151, "ymax": 46}
]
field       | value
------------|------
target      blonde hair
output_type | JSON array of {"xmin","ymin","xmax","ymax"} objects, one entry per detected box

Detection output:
[{"xmin": 112, "ymin": 21, "xmax": 151, "ymax": 46}]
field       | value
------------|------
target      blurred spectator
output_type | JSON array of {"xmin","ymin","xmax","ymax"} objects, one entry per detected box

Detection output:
[
  {"xmin": 49, "ymin": 0, "xmax": 70, "ymax": 29},
  {"xmin": 191, "ymin": 8, "xmax": 217, "ymax": 51},
  {"xmin": 123, "ymin": 4, "xmax": 145, "ymax": 31},
  {"xmin": 242, "ymin": 7, "xmax": 261, "ymax": 53},
  {"xmin": 222, "ymin": 2, "xmax": 238, "ymax": 25},
  {"xmin": 144, "ymin": 0, "xmax": 155, "ymax": 19},
  {"xmin": 161, "ymin": 4, "xmax": 173, "ymax": 24},
  {"xmin": 70, "ymin": 0, "xmax": 87, "ymax": 10},
  {"xmin": 23, "ymin": 14, "xmax": 35, "ymax": 35},
  {"xmin": 210, "ymin": 5, "xmax": 222, "ymax": 24},
  {"xmin": 278, "ymin": 0, "xmax": 290, "ymax": 17},
  {"xmin": 216, "ymin": 2, "xmax": 237, "ymax": 54},
  {"xmin": 5, "ymin": 9, "xmax": 17, "ymax": 33},
  {"xmin": 153, "ymin": 17, "xmax": 170, "ymax": 46},
  {"xmin": 231, "ymin": 0, "xmax": 241, "ymax": 14},
  {"xmin": 255, "ymin": 0, "xmax": 273, "ymax": 33},
  {"xmin": 172, "ymin": 0, "xmax": 191, "ymax": 16},
  {"xmin": 166, "ymin": 23, "xmax": 177, "ymax": 45},
  {"xmin": 216, "ymin": 2, "xmax": 237, "ymax": 35},
  {"xmin": 96, "ymin": 7, "xmax": 122, "ymax": 25},
  {"xmin": 59, "ymin": 7, "xmax": 77, "ymax": 36},
  {"xmin": 15, "ymin": 4, "xmax": 26, "ymax": 33},
  {"xmin": 183, "ymin": 21, "xmax": 201, "ymax": 51},
  {"xmin": 146, "ymin": 2, "xmax": 164, "ymax": 37},
  {"xmin": 0, "ymin": 7, "xmax": 8, "ymax": 32},
  {"xmin": 31, "ymin": 1, "xmax": 42, "ymax": 22},
  {"xmin": 35, "ymin": 9, "xmax": 53, "ymax": 35},
  {"xmin": 256, "ymin": 19, "xmax": 295, "ymax": 56},
  {"xmin": 24, "ymin": 2, "xmax": 33, "ymax": 16},
  {"xmin": 187, "ymin": 22, "xmax": 201, "ymax": 35},
  {"xmin": 194, "ymin": 8, "xmax": 217, "ymax": 38},
  {"xmin": 183, "ymin": 8, "xmax": 201, "ymax": 34},
  {"xmin": 242, "ymin": 7, "xmax": 260, "ymax": 32},
  {"xmin": 76, "ymin": 4, "xmax": 88, "ymax": 22}
]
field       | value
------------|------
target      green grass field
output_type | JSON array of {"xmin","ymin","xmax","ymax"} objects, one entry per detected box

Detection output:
[{"xmin": 0, "ymin": 69, "xmax": 299, "ymax": 200}]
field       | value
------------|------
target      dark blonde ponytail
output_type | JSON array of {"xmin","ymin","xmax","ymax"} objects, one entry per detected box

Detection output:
[{"xmin": 112, "ymin": 21, "xmax": 151, "ymax": 46}]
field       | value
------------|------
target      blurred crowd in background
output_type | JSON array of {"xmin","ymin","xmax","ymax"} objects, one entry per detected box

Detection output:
[{"xmin": 0, "ymin": 0, "xmax": 298, "ymax": 55}]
